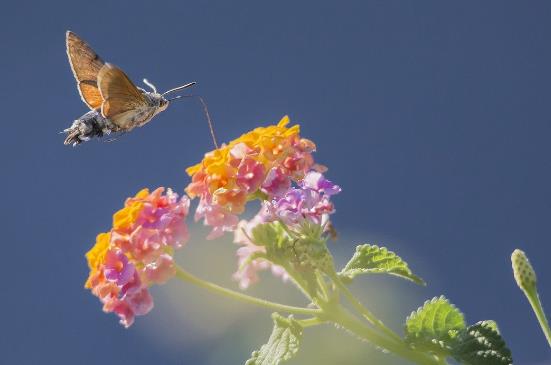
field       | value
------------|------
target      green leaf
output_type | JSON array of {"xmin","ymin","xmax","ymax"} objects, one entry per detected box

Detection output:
[
  {"xmin": 338, "ymin": 244, "xmax": 425, "ymax": 285},
  {"xmin": 405, "ymin": 296, "xmax": 466, "ymax": 354},
  {"xmin": 245, "ymin": 313, "xmax": 303, "ymax": 365},
  {"xmin": 479, "ymin": 320, "xmax": 500, "ymax": 334},
  {"xmin": 452, "ymin": 321, "xmax": 513, "ymax": 365}
]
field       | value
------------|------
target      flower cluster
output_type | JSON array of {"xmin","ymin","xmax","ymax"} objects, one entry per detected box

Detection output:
[
  {"xmin": 266, "ymin": 171, "xmax": 341, "ymax": 227},
  {"xmin": 185, "ymin": 116, "xmax": 317, "ymax": 239},
  {"xmin": 85, "ymin": 188, "xmax": 190, "ymax": 327},
  {"xmin": 232, "ymin": 171, "xmax": 341, "ymax": 289},
  {"xmin": 85, "ymin": 117, "xmax": 339, "ymax": 326},
  {"xmin": 185, "ymin": 115, "xmax": 340, "ymax": 288}
]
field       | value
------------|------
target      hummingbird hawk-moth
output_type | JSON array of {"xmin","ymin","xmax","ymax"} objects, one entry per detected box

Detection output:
[{"xmin": 63, "ymin": 31, "xmax": 196, "ymax": 146}]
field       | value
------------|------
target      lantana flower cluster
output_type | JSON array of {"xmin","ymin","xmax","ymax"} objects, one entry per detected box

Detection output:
[
  {"xmin": 85, "ymin": 116, "xmax": 340, "ymax": 326},
  {"xmin": 78, "ymin": 116, "xmax": 516, "ymax": 365},
  {"xmin": 232, "ymin": 170, "xmax": 341, "ymax": 289},
  {"xmin": 85, "ymin": 188, "xmax": 190, "ymax": 327},
  {"xmin": 185, "ymin": 116, "xmax": 318, "ymax": 239},
  {"xmin": 185, "ymin": 116, "xmax": 341, "ymax": 289}
]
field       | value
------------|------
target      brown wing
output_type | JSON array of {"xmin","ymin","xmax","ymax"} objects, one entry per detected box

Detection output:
[
  {"xmin": 66, "ymin": 31, "xmax": 105, "ymax": 110},
  {"xmin": 97, "ymin": 63, "xmax": 149, "ymax": 128}
]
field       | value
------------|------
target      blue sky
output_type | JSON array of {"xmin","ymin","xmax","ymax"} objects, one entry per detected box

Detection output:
[{"xmin": 1, "ymin": 1, "xmax": 550, "ymax": 364}]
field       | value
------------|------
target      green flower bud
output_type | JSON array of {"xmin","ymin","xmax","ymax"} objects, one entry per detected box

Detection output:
[
  {"xmin": 289, "ymin": 236, "xmax": 334, "ymax": 272},
  {"xmin": 511, "ymin": 249, "xmax": 551, "ymax": 347},
  {"xmin": 511, "ymin": 249, "xmax": 537, "ymax": 291},
  {"xmin": 251, "ymin": 222, "xmax": 288, "ymax": 247}
]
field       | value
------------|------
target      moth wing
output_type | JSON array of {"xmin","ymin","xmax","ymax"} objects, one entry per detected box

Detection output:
[
  {"xmin": 97, "ymin": 63, "xmax": 149, "ymax": 128},
  {"xmin": 66, "ymin": 31, "xmax": 105, "ymax": 110}
]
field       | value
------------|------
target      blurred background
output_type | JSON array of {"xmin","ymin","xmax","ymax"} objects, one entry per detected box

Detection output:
[{"xmin": 1, "ymin": 1, "xmax": 550, "ymax": 364}]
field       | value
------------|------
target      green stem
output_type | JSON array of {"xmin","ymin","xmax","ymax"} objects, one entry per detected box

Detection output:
[
  {"xmin": 525, "ymin": 287, "xmax": 551, "ymax": 347},
  {"xmin": 285, "ymin": 266, "xmax": 316, "ymax": 300},
  {"xmin": 298, "ymin": 317, "xmax": 326, "ymax": 328},
  {"xmin": 315, "ymin": 270, "xmax": 330, "ymax": 302},
  {"xmin": 330, "ymin": 307, "xmax": 441, "ymax": 365},
  {"xmin": 279, "ymin": 262, "xmax": 330, "ymax": 312},
  {"xmin": 174, "ymin": 265, "xmax": 321, "ymax": 317},
  {"xmin": 330, "ymin": 272, "xmax": 403, "ymax": 343}
]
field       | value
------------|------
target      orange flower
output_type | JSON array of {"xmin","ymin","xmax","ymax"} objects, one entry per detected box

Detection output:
[
  {"xmin": 112, "ymin": 189, "xmax": 148, "ymax": 231},
  {"xmin": 85, "ymin": 232, "xmax": 111, "ymax": 289}
]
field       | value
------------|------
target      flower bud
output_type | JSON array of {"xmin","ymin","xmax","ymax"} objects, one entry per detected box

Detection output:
[
  {"xmin": 511, "ymin": 249, "xmax": 537, "ymax": 291},
  {"xmin": 251, "ymin": 222, "xmax": 288, "ymax": 247}
]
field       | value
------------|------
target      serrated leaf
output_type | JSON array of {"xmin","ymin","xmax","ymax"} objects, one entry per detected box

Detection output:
[
  {"xmin": 405, "ymin": 296, "xmax": 466, "ymax": 354},
  {"xmin": 480, "ymin": 320, "xmax": 500, "ymax": 334},
  {"xmin": 338, "ymin": 244, "xmax": 425, "ymax": 285},
  {"xmin": 452, "ymin": 321, "xmax": 513, "ymax": 365},
  {"xmin": 245, "ymin": 313, "xmax": 303, "ymax": 365}
]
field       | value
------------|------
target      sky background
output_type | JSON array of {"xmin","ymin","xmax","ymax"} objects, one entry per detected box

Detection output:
[{"xmin": 1, "ymin": 1, "xmax": 550, "ymax": 364}]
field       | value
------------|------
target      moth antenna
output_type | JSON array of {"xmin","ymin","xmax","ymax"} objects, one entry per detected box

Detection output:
[
  {"xmin": 162, "ymin": 82, "xmax": 197, "ymax": 96},
  {"xmin": 143, "ymin": 78, "xmax": 158, "ymax": 93}
]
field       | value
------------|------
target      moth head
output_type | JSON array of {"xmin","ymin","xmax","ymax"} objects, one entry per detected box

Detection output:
[
  {"xmin": 142, "ymin": 79, "xmax": 172, "ymax": 112},
  {"xmin": 142, "ymin": 79, "xmax": 196, "ymax": 112},
  {"xmin": 158, "ymin": 96, "xmax": 170, "ymax": 112}
]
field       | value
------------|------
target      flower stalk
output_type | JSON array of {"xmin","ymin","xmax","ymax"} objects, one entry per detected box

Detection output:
[
  {"xmin": 175, "ymin": 263, "xmax": 443, "ymax": 365},
  {"xmin": 512, "ymin": 249, "xmax": 551, "ymax": 347},
  {"xmin": 174, "ymin": 265, "xmax": 322, "ymax": 317},
  {"xmin": 328, "ymin": 307, "xmax": 442, "ymax": 365},
  {"xmin": 329, "ymin": 270, "xmax": 404, "ymax": 343}
]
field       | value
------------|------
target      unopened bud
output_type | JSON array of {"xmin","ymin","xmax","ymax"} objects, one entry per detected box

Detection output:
[{"xmin": 511, "ymin": 249, "xmax": 537, "ymax": 291}]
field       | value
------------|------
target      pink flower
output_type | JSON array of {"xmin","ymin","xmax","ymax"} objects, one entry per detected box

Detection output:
[
  {"xmin": 98, "ymin": 269, "xmax": 153, "ymax": 328},
  {"xmin": 237, "ymin": 158, "xmax": 266, "ymax": 193},
  {"xmin": 261, "ymin": 167, "xmax": 291, "ymax": 198},
  {"xmin": 112, "ymin": 284, "xmax": 154, "ymax": 328},
  {"xmin": 195, "ymin": 199, "xmax": 239, "ymax": 239},
  {"xmin": 123, "ymin": 286, "xmax": 154, "ymax": 316},
  {"xmin": 85, "ymin": 187, "xmax": 190, "ymax": 327},
  {"xmin": 145, "ymin": 254, "xmax": 177, "ymax": 284},
  {"xmin": 111, "ymin": 302, "xmax": 136, "ymax": 328}
]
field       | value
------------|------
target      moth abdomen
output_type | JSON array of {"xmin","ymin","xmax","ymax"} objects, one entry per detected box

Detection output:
[{"xmin": 63, "ymin": 110, "xmax": 116, "ymax": 146}]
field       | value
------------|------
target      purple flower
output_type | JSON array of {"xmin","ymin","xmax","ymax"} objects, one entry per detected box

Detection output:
[
  {"xmin": 104, "ymin": 250, "xmax": 135, "ymax": 287},
  {"xmin": 232, "ymin": 171, "xmax": 340, "ymax": 289},
  {"xmin": 267, "ymin": 171, "xmax": 340, "ymax": 226},
  {"xmin": 301, "ymin": 171, "xmax": 341, "ymax": 195}
]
